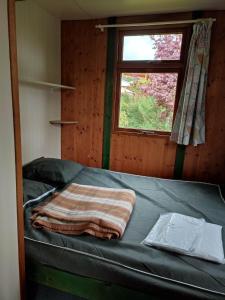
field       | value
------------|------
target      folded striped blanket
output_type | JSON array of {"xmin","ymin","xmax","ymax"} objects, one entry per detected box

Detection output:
[{"xmin": 31, "ymin": 183, "xmax": 136, "ymax": 239}]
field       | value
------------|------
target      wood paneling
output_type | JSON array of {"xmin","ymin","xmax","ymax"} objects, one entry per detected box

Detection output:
[
  {"xmin": 110, "ymin": 133, "xmax": 176, "ymax": 178},
  {"xmin": 183, "ymin": 11, "xmax": 225, "ymax": 184},
  {"xmin": 61, "ymin": 20, "xmax": 107, "ymax": 167},
  {"xmin": 61, "ymin": 12, "xmax": 225, "ymax": 183},
  {"xmin": 7, "ymin": 0, "xmax": 25, "ymax": 298}
]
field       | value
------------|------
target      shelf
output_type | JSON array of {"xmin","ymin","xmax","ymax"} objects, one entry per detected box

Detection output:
[
  {"xmin": 49, "ymin": 120, "xmax": 79, "ymax": 125},
  {"xmin": 19, "ymin": 79, "xmax": 75, "ymax": 90}
]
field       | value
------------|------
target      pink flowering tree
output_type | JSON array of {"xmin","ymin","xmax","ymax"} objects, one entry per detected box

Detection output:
[
  {"xmin": 119, "ymin": 34, "xmax": 183, "ymax": 131},
  {"xmin": 146, "ymin": 34, "xmax": 182, "ymax": 112}
]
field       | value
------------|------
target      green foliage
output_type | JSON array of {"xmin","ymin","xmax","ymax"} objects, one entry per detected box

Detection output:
[
  {"xmin": 119, "ymin": 93, "xmax": 172, "ymax": 131},
  {"xmin": 118, "ymin": 32, "xmax": 182, "ymax": 132}
]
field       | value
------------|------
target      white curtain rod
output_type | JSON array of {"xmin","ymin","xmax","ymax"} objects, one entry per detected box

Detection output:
[{"xmin": 95, "ymin": 18, "xmax": 216, "ymax": 31}]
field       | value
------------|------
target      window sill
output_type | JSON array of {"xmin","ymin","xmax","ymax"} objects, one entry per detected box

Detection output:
[{"xmin": 112, "ymin": 128, "xmax": 171, "ymax": 138}]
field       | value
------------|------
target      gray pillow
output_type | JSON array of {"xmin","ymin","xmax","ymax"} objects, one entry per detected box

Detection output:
[
  {"xmin": 23, "ymin": 157, "xmax": 84, "ymax": 186},
  {"xmin": 23, "ymin": 178, "xmax": 55, "ymax": 208}
]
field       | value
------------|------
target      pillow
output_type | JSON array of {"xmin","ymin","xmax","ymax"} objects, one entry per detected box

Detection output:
[
  {"xmin": 23, "ymin": 178, "xmax": 55, "ymax": 208},
  {"xmin": 143, "ymin": 213, "xmax": 225, "ymax": 264},
  {"xmin": 23, "ymin": 157, "xmax": 84, "ymax": 186}
]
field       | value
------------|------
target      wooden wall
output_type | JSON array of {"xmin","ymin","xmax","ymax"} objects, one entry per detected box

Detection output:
[
  {"xmin": 61, "ymin": 11, "xmax": 225, "ymax": 183},
  {"xmin": 61, "ymin": 20, "xmax": 107, "ymax": 167},
  {"xmin": 183, "ymin": 11, "xmax": 225, "ymax": 183},
  {"xmin": 110, "ymin": 134, "xmax": 176, "ymax": 178}
]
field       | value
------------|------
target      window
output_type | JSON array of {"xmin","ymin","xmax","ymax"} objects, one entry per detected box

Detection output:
[{"xmin": 114, "ymin": 28, "xmax": 189, "ymax": 135}]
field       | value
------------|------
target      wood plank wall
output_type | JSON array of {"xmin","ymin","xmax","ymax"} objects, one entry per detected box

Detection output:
[
  {"xmin": 183, "ymin": 11, "xmax": 225, "ymax": 184},
  {"xmin": 61, "ymin": 19, "xmax": 107, "ymax": 167},
  {"xmin": 110, "ymin": 134, "xmax": 176, "ymax": 178},
  {"xmin": 61, "ymin": 11, "xmax": 225, "ymax": 183}
]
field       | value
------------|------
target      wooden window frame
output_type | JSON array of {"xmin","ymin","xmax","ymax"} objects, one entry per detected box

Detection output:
[{"xmin": 112, "ymin": 26, "xmax": 191, "ymax": 137}]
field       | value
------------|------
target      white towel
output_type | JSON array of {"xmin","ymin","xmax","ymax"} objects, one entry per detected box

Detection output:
[{"xmin": 143, "ymin": 213, "xmax": 225, "ymax": 264}]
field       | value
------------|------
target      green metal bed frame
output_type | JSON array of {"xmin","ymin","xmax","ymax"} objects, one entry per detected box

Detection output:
[{"xmin": 27, "ymin": 262, "xmax": 162, "ymax": 300}]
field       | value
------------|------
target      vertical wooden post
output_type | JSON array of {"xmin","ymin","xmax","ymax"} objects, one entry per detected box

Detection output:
[
  {"xmin": 7, "ymin": 0, "xmax": 25, "ymax": 299},
  {"xmin": 102, "ymin": 17, "xmax": 117, "ymax": 169},
  {"xmin": 173, "ymin": 145, "xmax": 186, "ymax": 179}
]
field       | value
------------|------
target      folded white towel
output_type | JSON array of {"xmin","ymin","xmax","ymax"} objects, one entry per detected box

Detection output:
[{"xmin": 143, "ymin": 213, "xmax": 225, "ymax": 264}]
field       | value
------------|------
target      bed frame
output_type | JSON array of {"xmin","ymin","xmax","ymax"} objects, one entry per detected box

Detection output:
[{"xmin": 27, "ymin": 262, "xmax": 162, "ymax": 300}]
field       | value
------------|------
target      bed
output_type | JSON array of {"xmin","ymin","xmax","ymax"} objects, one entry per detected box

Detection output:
[{"xmin": 23, "ymin": 160, "xmax": 225, "ymax": 299}]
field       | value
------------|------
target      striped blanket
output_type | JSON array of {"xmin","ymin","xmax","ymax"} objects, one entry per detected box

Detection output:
[{"xmin": 31, "ymin": 183, "xmax": 136, "ymax": 239}]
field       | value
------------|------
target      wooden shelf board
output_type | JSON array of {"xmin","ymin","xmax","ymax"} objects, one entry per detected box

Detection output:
[
  {"xmin": 49, "ymin": 120, "xmax": 79, "ymax": 125},
  {"xmin": 19, "ymin": 79, "xmax": 75, "ymax": 90}
]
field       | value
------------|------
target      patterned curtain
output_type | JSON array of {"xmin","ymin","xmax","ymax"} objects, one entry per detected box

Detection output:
[{"xmin": 171, "ymin": 20, "xmax": 213, "ymax": 146}]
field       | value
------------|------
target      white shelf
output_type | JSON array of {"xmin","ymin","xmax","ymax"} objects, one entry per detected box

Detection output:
[
  {"xmin": 19, "ymin": 79, "xmax": 75, "ymax": 90},
  {"xmin": 49, "ymin": 120, "xmax": 79, "ymax": 125}
]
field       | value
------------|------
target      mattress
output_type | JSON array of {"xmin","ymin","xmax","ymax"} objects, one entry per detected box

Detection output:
[{"xmin": 24, "ymin": 166, "xmax": 225, "ymax": 299}]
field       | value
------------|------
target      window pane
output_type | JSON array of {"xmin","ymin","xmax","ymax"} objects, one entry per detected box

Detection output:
[
  {"xmin": 123, "ymin": 34, "xmax": 183, "ymax": 61},
  {"xmin": 119, "ymin": 73, "xmax": 178, "ymax": 132}
]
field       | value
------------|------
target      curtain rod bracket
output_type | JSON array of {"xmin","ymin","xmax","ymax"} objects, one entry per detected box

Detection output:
[{"xmin": 96, "ymin": 25, "xmax": 104, "ymax": 32}]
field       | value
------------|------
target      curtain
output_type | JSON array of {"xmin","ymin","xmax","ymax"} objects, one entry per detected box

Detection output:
[{"xmin": 170, "ymin": 20, "xmax": 213, "ymax": 146}]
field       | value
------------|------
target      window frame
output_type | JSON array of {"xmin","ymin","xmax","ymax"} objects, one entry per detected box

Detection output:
[{"xmin": 113, "ymin": 26, "xmax": 191, "ymax": 136}]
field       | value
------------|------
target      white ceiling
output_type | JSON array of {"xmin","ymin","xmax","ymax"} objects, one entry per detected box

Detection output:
[{"xmin": 34, "ymin": 0, "xmax": 225, "ymax": 20}]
